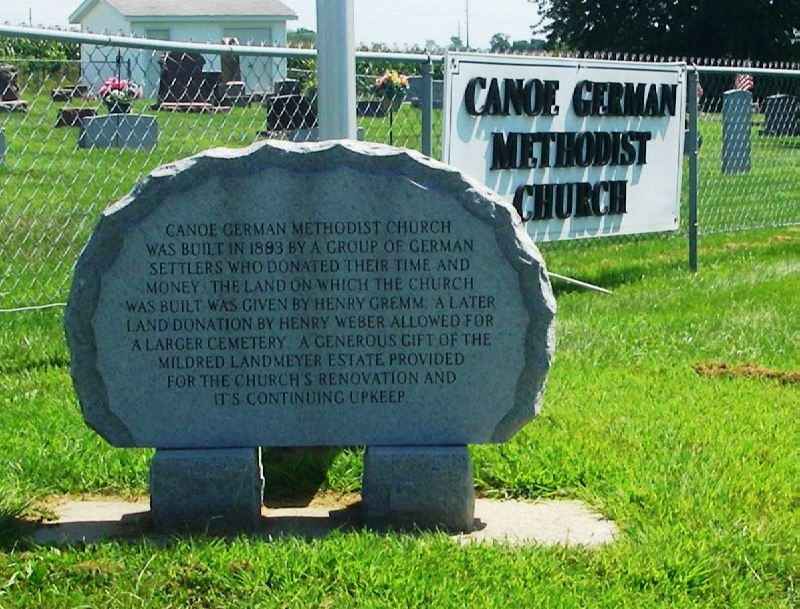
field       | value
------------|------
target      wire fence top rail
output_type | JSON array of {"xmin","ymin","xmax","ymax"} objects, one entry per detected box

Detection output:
[{"xmin": 0, "ymin": 24, "xmax": 444, "ymax": 63}]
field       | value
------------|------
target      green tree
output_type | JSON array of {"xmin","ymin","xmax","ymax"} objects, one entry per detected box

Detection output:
[
  {"xmin": 0, "ymin": 38, "xmax": 78, "ymax": 61},
  {"xmin": 287, "ymin": 28, "xmax": 316, "ymax": 47},
  {"xmin": 531, "ymin": 0, "xmax": 800, "ymax": 60},
  {"xmin": 490, "ymin": 33, "xmax": 512, "ymax": 54},
  {"xmin": 449, "ymin": 36, "xmax": 466, "ymax": 51}
]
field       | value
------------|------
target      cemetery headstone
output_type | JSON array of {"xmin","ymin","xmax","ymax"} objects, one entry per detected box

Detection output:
[
  {"xmin": 761, "ymin": 94, "xmax": 800, "ymax": 137},
  {"xmin": 65, "ymin": 140, "xmax": 556, "ymax": 532},
  {"xmin": 722, "ymin": 89, "xmax": 752, "ymax": 175},
  {"xmin": 221, "ymin": 39, "xmax": 243, "ymax": 84},
  {"xmin": 408, "ymin": 76, "xmax": 444, "ymax": 110},
  {"xmin": 78, "ymin": 114, "xmax": 158, "ymax": 150},
  {"xmin": 0, "ymin": 64, "xmax": 28, "ymax": 112},
  {"xmin": 52, "ymin": 84, "xmax": 90, "ymax": 102},
  {"xmin": 0, "ymin": 65, "xmax": 20, "ymax": 101},
  {"xmin": 274, "ymin": 80, "xmax": 302, "ymax": 96},
  {"xmin": 200, "ymin": 71, "xmax": 222, "ymax": 103},
  {"xmin": 265, "ymin": 95, "xmax": 318, "ymax": 131},
  {"xmin": 218, "ymin": 81, "xmax": 248, "ymax": 107},
  {"xmin": 158, "ymin": 52, "xmax": 206, "ymax": 105},
  {"xmin": 57, "ymin": 107, "xmax": 98, "ymax": 128}
]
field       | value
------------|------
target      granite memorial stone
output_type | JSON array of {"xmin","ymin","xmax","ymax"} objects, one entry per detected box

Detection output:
[
  {"xmin": 78, "ymin": 114, "xmax": 158, "ymax": 151},
  {"xmin": 761, "ymin": 94, "xmax": 800, "ymax": 137},
  {"xmin": 57, "ymin": 107, "xmax": 98, "ymax": 128},
  {"xmin": 66, "ymin": 140, "xmax": 556, "ymax": 531},
  {"xmin": 158, "ymin": 52, "xmax": 205, "ymax": 105},
  {"xmin": 0, "ymin": 64, "xmax": 28, "ymax": 112},
  {"xmin": 722, "ymin": 89, "xmax": 752, "ymax": 175}
]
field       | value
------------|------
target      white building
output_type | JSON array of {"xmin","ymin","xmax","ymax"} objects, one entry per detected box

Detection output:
[{"xmin": 69, "ymin": 0, "xmax": 298, "ymax": 96}]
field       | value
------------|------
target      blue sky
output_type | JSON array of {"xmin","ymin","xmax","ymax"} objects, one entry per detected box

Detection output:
[{"xmin": 1, "ymin": 0, "xmax": 539, "ymax": 49}]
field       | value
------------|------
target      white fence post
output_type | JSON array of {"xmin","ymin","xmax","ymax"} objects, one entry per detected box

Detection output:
[{"xmin": 315, "ymin": 0, "xmax": 357, "ymax": 140}]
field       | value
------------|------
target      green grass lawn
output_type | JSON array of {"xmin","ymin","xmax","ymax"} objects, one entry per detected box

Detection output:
[{"xmin": 0, "ymin": 225, "xmax": 798, "ymax": 607}]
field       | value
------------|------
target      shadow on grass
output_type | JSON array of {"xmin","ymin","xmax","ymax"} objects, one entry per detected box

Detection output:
[
  {"xmin": 24, "ymin": 502, "xmax": 485, "ymax": 549},
  {"xmin": 0, "ymin": 355, "xmax": 70, "ymax": 376},
  {"xmin": 549, "ymin": 258, "xmax": 689, "ymax": 297},
  {"xmin": 0, "ymin": 494, "xmax": 34, "ymax": 551}
]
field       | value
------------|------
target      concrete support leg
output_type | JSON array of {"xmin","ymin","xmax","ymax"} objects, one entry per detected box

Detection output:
[
  {"xmin": 150, "ymin": 448, "xmax": 263, "ymax": 532},
  {"xmin": 362, "ymin": 446, "xmax": 475, "ymax": 532}
]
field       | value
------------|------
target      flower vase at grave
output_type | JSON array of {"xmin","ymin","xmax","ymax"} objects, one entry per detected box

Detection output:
[{"xmin": 105, "ymin": 101, "xmax": 132, "ymax": 115}]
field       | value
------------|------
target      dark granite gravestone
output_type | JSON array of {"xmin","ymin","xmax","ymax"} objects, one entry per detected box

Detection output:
[
  {"xmin": 0, "ymin": 65, "xmax": 28, "ymax": 112},
  {"xmin": 52, "ymin": 84, "xmax": 90, "ymax": 102},
  {"xmin": 265, "ymin": 94, "xmax": 318, "ymax": 131},
  {"xmin": 56, "ymin": 107, "xmax": 98, "ymax": 128},
  {"xmin": 217, "ymin": 81, "xmax": 248, "ymax": 107},
  {"xmin": 761, "ymin": 94, "xmax": 800, "ymax": 137},
  {"xmin": 158, "ymin": 52, "xmax": 206, "ymax": 105},
  {"xmin": 274, "ymin": 79, "xmax": 302, "ymax": 96},
  {"xmin": 408, "ymin": 76, "xmax": 444, "ymax": 110},
  {"xmin": 0, "ymin": 65, "xmax": 20, "ymax": 102},
  {"xmin": 65, "ymin": 140, "xmax": 556, "ymax": 532}
]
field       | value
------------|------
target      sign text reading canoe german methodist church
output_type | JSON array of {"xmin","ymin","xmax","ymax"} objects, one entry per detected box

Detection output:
[{"xmin": 443, "ymin": 53, "xmax": 687, "ymax": 241}]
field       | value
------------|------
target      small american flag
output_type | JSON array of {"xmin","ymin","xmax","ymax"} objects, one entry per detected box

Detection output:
[{"xmin": 735, "ymin": 73, "xmax": 754, "ymax": 91}]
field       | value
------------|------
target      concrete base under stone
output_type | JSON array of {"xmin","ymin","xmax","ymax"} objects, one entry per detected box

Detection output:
[
  {"xmin": 150, "ymin": 448, "xmax": 263, "ymax": 532},
  {"xmin": 31, "ymin": 498, "xmax": 617, "ymax": 547},
  {"xmin": 362, "ymin": 446, "xmax": 476, "ymax": 532}
]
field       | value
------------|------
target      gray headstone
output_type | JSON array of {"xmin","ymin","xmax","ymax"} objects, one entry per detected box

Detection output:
[
  {"xmin": 363, "ymin": 446, "xmax": 475, "ymax": 531},
  {"xmin": 150, "ymin": 448, "xmax": 263, "ymax": 531},
  {"xmin": 66, "ymin": 140, "xmax": 556, "ymax": 449},
  {"xmin": 762, "ymin": 94, "xmax": 800, "ymax": 137},
  {"xmin": 78, "ymin": 114, "xmax": 158, "ymax": 151},
  {"xmin": 722, "ymin": 89, "xmax": 752, "ymax": 175},
  {"xmin": 407, "ymin": 76, "xmax": 444, "ymax": 109}
]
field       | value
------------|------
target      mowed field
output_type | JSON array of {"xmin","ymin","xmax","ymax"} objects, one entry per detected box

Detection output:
[{"xmin": 0, "ymin": 94, "xmax": 798, "ymax": 608}]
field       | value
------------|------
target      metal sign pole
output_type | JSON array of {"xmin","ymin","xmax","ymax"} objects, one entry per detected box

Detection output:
[{"xmin": 688, "ymin": 68, "xmax": 700, "ymax": 272}]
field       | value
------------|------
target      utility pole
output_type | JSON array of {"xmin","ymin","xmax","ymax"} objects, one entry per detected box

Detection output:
[{"xmin": 465, "ymin": 0, "xmax": 470, "ymax": 50}]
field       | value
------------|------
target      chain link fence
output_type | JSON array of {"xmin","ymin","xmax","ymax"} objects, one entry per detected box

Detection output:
[
  {"xmin": 695, "ymin": 65, "xmax": 800, "ymax": 235},
  {"xmin": 0, "ymin": 28, "xmax": 439, "ymax": 309},
  {"xmin": 1, "ymin": 28, "xmax": 799, "ymax": 309}
]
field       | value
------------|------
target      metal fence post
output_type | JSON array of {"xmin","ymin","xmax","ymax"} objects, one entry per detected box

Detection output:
[
  {"xmin": 421, "ymin": 58, "xmax": 433, "ymax": 157},
  {"xmin": 688, "ymin": 67, "xmax": 699, "ymax": 273},
  {"xmin": 315, "ymin": 0, "xmax": 357, "ymax": 140}
]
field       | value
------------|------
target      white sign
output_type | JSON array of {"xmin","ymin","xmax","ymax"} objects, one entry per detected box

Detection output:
[{"xmin": 443, "ymin": 52, "xmax": 687, "ymax": 241}]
